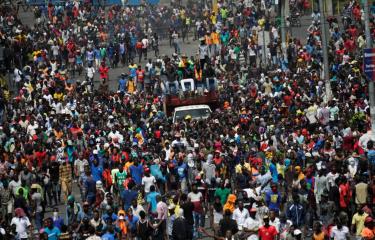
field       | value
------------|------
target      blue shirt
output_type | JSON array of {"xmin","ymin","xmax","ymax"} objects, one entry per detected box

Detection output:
[
  {"xmin": 265, "ymin": 190, "xmax": 281, "ymax": 212},
  {"xmin": 53, "ymin": 217, "xmax": 64, "ymax": 230},
  {"xmin": 43, "ymin": 227, "xmax": 61, "ymax": 240},
  {"xmin": 94, "ymin": 49, "xmax": 101, "ymax": 59},
  {"xmin": 125, "ymin": 215, "xmax": 139, "ymax": 231},
  {"xmin": 368, "ymin": 149, "xmax": 375, "ymax": 165},
  {"xmin": 84, "ymin": 176, "xmax": 96, "ymax": 197},
  {"xmin": 118, "ymin": 78, "xmax": 127, "ymax": 92},
  {"xmin": 102, "ymin": 232, "xmax": 116, "ymax": 240},
  {"xmin": 129, "ymin": 164, "xmax": 143, "ymax": 185},
  {"xmin": 146, "ymin": 191, "xmax": 160, "ymax": 213},
  {"xmin": 150, "ymin": 164, "xmax": 165, "ymax": 182},
  {"xmin": 102, "ymin": 213, "xmax": 118, "ymax": 222},
  {"xmin": 177, "ymin": 163, "xmax": 187, "ymax": 179},
  {"xmin": 269, "ymin": 163, "xmax": 278, "ymax": 183},
  {"xmin": 121, "ymin": 189, "xmax": 138, "ymax": 210},
  {"xmin": 91, "ymin": 164, "xmax": 103, "ymax": 182}
]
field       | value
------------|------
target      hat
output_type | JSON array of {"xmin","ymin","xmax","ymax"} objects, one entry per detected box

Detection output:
[
  {"xmin": 293, "ymin": 229, "xmax": 302, "ymax": 235},
  {"xmin": 96, "ymin": 181, "xmax": 103, "ymax": 188},
  {"xmin": 365, "ymin": 216, "xmax": 373, "ymax": 223},
  {"xmin": 93, "ymin": 149, "xmax": 98, "ymax": 155},
  {"xmin": 68, "ymin": 195, "xmax": 75, "ymax": 202},
  {"xmin": 263, "ymin": 215, "xmax": 269, "ymax": 220}
]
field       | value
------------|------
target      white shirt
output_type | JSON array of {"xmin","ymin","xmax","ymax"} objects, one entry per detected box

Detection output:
[
  {"xmin": 142, "ymin": 175, "xmax": 156, "ymax": 193},
  {"xmin": 188, "ymin": 192, "xmax": 202, "ymax": 202},
  {"xmin": 26, "ymin": 123, "xmax": 38, "ymax": 136},
  {"xmin": 270, "ymin": 217, "xmax": 280, "ymax": 232},
  {"xmin": 330, "ymin": 225, "xmax": 349, "ymax": 240},
  {"xmin": 14, "ymin": 68, "xmax": 22, "ymax": 83},
  {"xmin": 141, "ymin": 38, "xmax": 149, "ymax": 49},
  {"xmin": 74, "ymin": 159, "xmax": 85, "ymax": 175},
  {"xmin": 52, "ymin": 101, "xmax": 63, "ymax": 114},
  {"xmin": 11, "ymin": 216, "xmax": 31, "ymax": 239},
  {"xmin": 131, "ymin": 204, "xmax": 145, "ymax": 219},
  {"xmin": 87, "ymin": 67, "xmax": 95, "ymax": 78},
  {"xmin": 243, "ymin": 217, "xmax": 260, "ymax": 240},
  {"xmin": 9, "ymin": 179, "xmax": 21, "ymax": 195},
  {"xmin": 232, "ymin": 208, "xmax": 249, "ymax": 230},
  {"xmin": 86, "ymin": 235, "xmax": 102, "ymax": 240}
]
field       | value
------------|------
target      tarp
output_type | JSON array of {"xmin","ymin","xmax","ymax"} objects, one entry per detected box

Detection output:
[
  {"xmin": 128, "ymin": 0, "xmax": 140, "ymax": 6},
  {"xmin": 147, "ymin": 0, "xmax": 160, "ymax": 5}
]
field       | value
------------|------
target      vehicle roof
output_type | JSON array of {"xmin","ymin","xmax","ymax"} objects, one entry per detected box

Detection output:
[{"xmin": 174, "ymin": 105, "xmax": 211, "ymax": 111}]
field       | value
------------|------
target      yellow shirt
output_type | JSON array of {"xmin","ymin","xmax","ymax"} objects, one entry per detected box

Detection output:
[
  {"xmin": 352, "ymin": 212, "xmax": 368, "ymax": 236},
  {"xmin": 210, "ymin": 15, "xmax": 217, "ymax": 24},
  {"xmin": 127, "ymin": 80, "xmax": 135, "ymax": 93},
  {"xmin": 211, "ymin": 32, "xmax": 220, "ymax": 45}
]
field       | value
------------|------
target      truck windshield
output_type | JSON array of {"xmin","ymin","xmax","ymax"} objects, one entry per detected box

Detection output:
[{"xmin": 175, "ymin": 108, "xmax": 211, "ymax": 120}]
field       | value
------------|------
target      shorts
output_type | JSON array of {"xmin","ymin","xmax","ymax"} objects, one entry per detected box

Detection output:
[{"xmin": 61, "ymin": 179, "xmax": 72, "ymax": 193}]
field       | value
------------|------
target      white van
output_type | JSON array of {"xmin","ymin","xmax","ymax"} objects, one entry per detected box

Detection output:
[{"xmin": 173, "ymin": 105, "xmax": 212, "ymax": 123}]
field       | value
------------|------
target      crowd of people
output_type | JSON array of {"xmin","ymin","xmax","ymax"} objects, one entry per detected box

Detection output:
[{"xmin": 0, "ymin": 0, "xmax": 375, "ymax": 239}]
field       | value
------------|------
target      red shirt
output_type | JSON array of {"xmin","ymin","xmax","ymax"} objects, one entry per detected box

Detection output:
[
  {"xmin": 339, "ymin": 183, "xmax": 350, "ymax": 208},
  {"xmin": 35, "ymin": 151, "xmax": 46, "ymax": 168},
  {"xmin": 347, "ymin": 27, "xmax": 358, "ymax": 38},
  {"xmin": 283, "ymin": 95, "xmax": 292, "ymax": 106},
  {"xmin": 136, "ymin": 69, "xmax": 145, "ymax": 82},
  {"xmin": 99, "ymin": 66, "xmax": 109, "ymax": 79},
  {"xmin": 259, "ymin": 225, "xmax": 278, "ymax": 240}
]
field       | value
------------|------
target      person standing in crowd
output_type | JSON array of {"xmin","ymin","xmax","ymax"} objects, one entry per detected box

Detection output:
[
  {"xmin": 59, "ymin": 160, "xmax": 72, "ymax": 203},
  {"xmin": 11, "ymin": 208, "xmax": 32, "ymax": 240}
]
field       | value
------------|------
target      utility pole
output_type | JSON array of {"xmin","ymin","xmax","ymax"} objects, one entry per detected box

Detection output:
[
  {"xmin": 318, "ymin": 0, "xmax": 332, "ymax": 102},
  {"xmin": 364, "ymin": 0, "xmax": 375, "ymax": 136},
  {"xmin": 262, "ymin": 26, "xmax": 266, "ymax": 68},
  {"xmin": 280, "ymin": 0, "xmax": 287, "ymax": 61}
]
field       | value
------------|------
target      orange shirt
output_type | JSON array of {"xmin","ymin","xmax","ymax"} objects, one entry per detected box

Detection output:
[
  {"xmin": 211, "ymin": 32, "xmax": 220, "ymax": 45},
  {"xmin": 361, "ymin": 227, "xmax": 375, "ymax": 239},
  {"xmin": 205, "ymin": 35, "xmax": 212, "ymax": 45},
  {"xmin": 312, "ymin": 232, "xmax": 325, "ymax": 240}
]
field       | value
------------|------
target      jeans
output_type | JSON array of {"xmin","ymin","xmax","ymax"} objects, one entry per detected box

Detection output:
[
  {"xmin": 51, "ymin": 181, "xmax": 60, "ymax": 205},
  {"xmin": 34, "ymin": 212, "xmax": 43, "ymax": 230},
  {"xmin": 0, "ymin": 108, "xmax": 3, "ymax": 124},
  {"xmin": 173, "ymin": 43, "xmax": 181, "ymax": 54},
  {"xmin": 193, "ymin": 212, "xmax": 205, "ymax": 239}
]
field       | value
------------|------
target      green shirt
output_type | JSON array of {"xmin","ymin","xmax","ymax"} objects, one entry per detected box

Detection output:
[
  {"xmin": 214, "ymin": 187, "xmax": 231, "ymax": 205},
  {"xmin": 220, "ymin": 8, "xmax": 228, "ymax": 19},
  {"xmin": 116, "ymin": 171, "xmax": 127, "ymax": 189}
]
